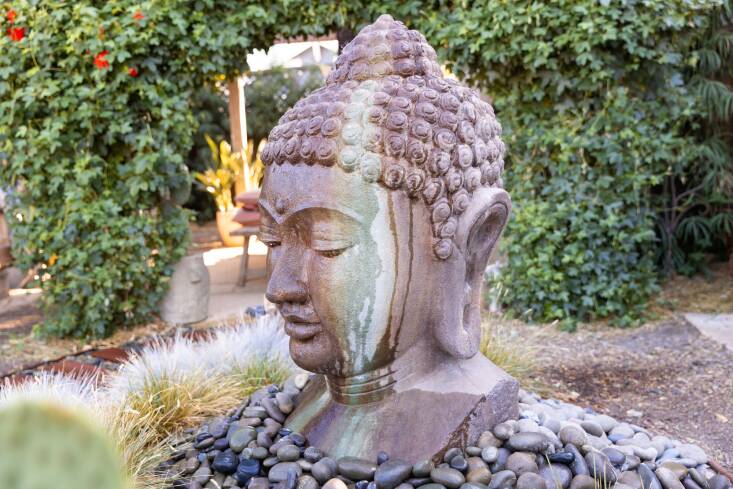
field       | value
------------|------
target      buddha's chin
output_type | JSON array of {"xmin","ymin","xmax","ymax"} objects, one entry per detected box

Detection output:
[{"xmin": 289, "ymin": 333, "xmax": 337, "ymax": 374}]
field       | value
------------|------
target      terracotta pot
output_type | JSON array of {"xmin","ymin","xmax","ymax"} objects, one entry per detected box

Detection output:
[{"xmin": 216, "ymin": 209, "xmax": 245, "ymax": 247}]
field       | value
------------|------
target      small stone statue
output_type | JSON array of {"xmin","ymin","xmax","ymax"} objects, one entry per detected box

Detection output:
[{"xmin": 259, "ymin": 15, "xmax": 518, "ymax": 461}]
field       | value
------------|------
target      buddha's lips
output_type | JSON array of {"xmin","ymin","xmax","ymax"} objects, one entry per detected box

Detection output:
[{"xmin": 284, "ymin": 321, "xmax": 322, "ymax": 341}]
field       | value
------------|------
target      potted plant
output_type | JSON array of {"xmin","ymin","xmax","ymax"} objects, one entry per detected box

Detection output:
[{"xmin": 193, "ymin": 136, "xmax": 247, "ymax": 247}]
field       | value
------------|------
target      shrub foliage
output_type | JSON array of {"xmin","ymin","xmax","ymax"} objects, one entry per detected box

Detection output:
[
  {"xmin": 413, "ymin": 1, "xmax": 733, "ymax": 325},
  {"xmin": 0, "ymin": 1, "xmax": 287, "ymax": 336}
]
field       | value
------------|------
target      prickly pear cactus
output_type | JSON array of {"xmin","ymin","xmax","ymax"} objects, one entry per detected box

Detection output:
[{"xmin": 0, "ymin": 400, "xmax": 130, "ymax": 489}]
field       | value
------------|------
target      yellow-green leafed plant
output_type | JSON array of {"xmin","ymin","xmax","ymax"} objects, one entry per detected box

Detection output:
[
  {"xmin": 194, "ymin": 135, "xmax": 263, "ymax": 212},
  {"xmin": 0, "ymin": 400, "xmax": 131, "ymax": 489},
  {"xmin": 193, "ymin": 135, "xmax": 240, "ymax": 212}
]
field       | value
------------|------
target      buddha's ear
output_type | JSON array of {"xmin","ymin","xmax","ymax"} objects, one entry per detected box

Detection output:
[{"xmin": 434, "ymin": 187, "xmax": 511, "ymax": 358}]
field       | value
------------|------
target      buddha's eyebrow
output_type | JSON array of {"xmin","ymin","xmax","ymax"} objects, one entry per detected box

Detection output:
[
  {"xmin": 258, "ymin": 200, "xmax": 279, "ymax": 224},
  {"xmin": 284, "ymin": 206, "xmax": 362, "ymax": 229},
  {"xmin": 259, "ymin": 198, "xmax": 363, "ymax": 226}
]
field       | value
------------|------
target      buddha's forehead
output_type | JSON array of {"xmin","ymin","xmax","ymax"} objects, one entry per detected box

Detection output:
[{"xmin": 260, "ymin": 164, "xmax": 382, "ymax": 224}]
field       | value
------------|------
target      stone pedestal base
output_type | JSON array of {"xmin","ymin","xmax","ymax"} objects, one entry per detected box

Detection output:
[{"xmin": 285, "ymin": 354, "xmax": 518, "ymax": 462}]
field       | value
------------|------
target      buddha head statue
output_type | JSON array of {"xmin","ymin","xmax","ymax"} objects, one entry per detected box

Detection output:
[{"xmin": 259, "ymin": 15, "xmax": 509, "ymax": 395}]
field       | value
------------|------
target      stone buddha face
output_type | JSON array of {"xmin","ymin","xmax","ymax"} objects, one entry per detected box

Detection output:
[{"xmin": 260, "ymin": 15, "xmax": 509, "ymax": 386}]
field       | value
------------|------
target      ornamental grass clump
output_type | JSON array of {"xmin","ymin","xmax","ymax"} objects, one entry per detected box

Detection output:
[
  {"xmin": 105, "ymin": 314, "xmax": 295, "ymax": 444},
  {"xmin": 480, "ymin": 319, "xmax": 541, "ymax": 394}
]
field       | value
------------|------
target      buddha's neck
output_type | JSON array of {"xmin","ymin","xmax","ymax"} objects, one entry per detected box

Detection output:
[{"xmin": 325, "ymin": 364, "xmax": 398, "ymax": 405}]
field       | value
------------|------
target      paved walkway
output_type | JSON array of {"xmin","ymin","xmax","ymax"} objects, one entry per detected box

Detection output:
[
  {"xmin": 202, "ymin": 240, "xmax": 269, "ymax": 323},
  {"xmin": 685, "ymin": 313, "xmax": 733, "ymax": 352}
]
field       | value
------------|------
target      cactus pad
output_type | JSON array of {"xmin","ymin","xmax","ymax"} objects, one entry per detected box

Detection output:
[{"xmin": 0, "ymin": 400, "xmax": 130, "ymax": 489}]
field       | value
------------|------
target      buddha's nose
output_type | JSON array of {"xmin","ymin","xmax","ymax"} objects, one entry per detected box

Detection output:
[{"xmin": 265, "ymin": 251, "xmax": 308, "ymax": 304}]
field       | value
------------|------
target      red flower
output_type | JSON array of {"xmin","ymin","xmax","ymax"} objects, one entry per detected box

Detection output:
[
  {"xmin": 7, "ymin": 26, "xmax": 24, "ymax": 41},
  {"xmin": 128, "ymin": 67, "xmax": 139, "ymax": 77},
  {"xmin": 7, "ymin": 9, "xmax": 16, "ymax": 24},
  {"xmin": 94, "ymin": 50, "xmax": 110, "ymax": 70},
  {"xmin": 133, "ymin": 10, "xmax": 144, "ymax": 21}
]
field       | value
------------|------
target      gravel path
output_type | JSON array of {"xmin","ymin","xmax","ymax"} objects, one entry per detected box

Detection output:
[{"xmin": 506, "ymin": 317, "xmax": 733, "ymax": 469}]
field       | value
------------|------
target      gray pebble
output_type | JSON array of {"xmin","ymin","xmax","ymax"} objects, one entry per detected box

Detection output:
[
  {"xmin": 584, "ymin": 452, "xmax": 617, "ymax": 485},
  {"xmin": 609, "ymin": 424, "xmax": 635, "ymax": 440},
  {"xmin": 564, "ymin": 445, "xmax": 588, "ymax": 477},
  {"xmin": 559, "ymin": 427, "xmax": 587, "ymax": 448},
  {"xmin": 655, "ymin": 467, "xmax": 685, "ymax": 489},
  {"xmin": 242, "ymin": 406, "xmax": 267, "ymax": 419},
  {"xmin": 482, "ymin": 447, "xmax": 499, "ymax": 464},
  {"xmin": 304, "ymin": 446, "xmax": 324, "ymax": 463},
  {"xmin": 659, "ymin": 462, "xmax": 688, "ymax": 480},
  {"xmin": 277, "ymin": 444, "xmax": 301, "ymax": 462},
  {"xmin": 542, "ymin": 419, "xmax": 561, "ymax": 435},
  {"xmin": 517, "ymin": 472, "xmax": 548, "ymax": 489},
  {"xmin": 506, "ymin": 433, "xmax": 553, "ymax": 454},
  {"xmin": 677, "ymin": 445, "xmax": 708, "ymax": 466},
  {"xmin": 478, "ymin": 431, "xmax": 503, "ymax": 448},
  {"xmin": 580, "ymin": 421, "xmax": 604, "ymax": 438},
  {"xmin": 638, "ymin": 464, "xmax": 663, "ymax": 489},
  {"xmin": 507, "ymin": 452, "xmax": 538, "ymax": 476},
  {"xmin": 338, "ymin": 456, "xmax": 378, "ymax": 481},
  {"xmin": 229, "ymin": 427, "xmax": 256, "ymax": 453},
  {"xmin": 297, "ymin": 475, "xmax": 319, "ymax": 489},
  {"xmin": 375, "ymin": 459, "xmax": 413, "ymax": 489},
  {"xmin": 689, "ymin": 469, "xmax": 708, "ymax": 489},
  {"xmin": 193, "ymin": 466, "xmax": 213, "ymax": 485},
  {"xmin": 595, "ymin": 415, "xmax": 618, "ymax": 433},
  {"xmin": 494, "ymin": 422, "xmax": 515, "ymax": 441},
  {"xmin": 275, "ymin": 392, "xmax": 294, "ymax": 414},
  {"xmin": 487, "ymin": 470, "xmax": 516, "ymax": 489},
  {"xmin": 269, "ymin": 462, "xmax": 303, "ymax": 483},
  {"xmin": 465, "ymin": 462, "xmax": 492, "ymax": 486},
  {"xmin": 490, "ymin": 449, "xmax": 511, "ymax": 473},
  {"xmin": 312, "ymin": 458, "xmax": 338, "ymax": 484},
  {"xmin": 467, "ymin": 447, "xmax": 483, "ymax": 457},
  {"xmin": 539, "ymin": 464, "xmax": 572, "ymax": 489},
  {"xmin": 430, "ymin": 467, "xmax": 466, "ymax": 489},
  {"xmin": 322, "ymin": 479, "xmax": 349, "ymax": 489},
  {"xmin": 602, "ymin": 447, "xmax": 626, "ymax": 467},
  {"xmin": 708, "ymin": 475, "xmax": 732, "ymax": 489},
  {"xmin": 413, "ymin": 460, "xmax": 435, "ymax": 478},
  {"xmin": 262, "ymin": 397, "xmax": 286, "ymax": 423},
  {"xmin": 569, "ymin": 475, "xmax": 595, "ymax": 489},
  {"xmin": 618, "ymin": 470, "xmax": 642, "ymax": 489},
  {"xmin": 683, "ymin": 476, "xmax": 703, "ymax": 489}
]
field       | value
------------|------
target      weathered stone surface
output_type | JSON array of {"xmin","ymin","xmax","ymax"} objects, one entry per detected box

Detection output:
[{"xmin": 261, "ymin": 14, "xmax": 517, "ymax": 462}]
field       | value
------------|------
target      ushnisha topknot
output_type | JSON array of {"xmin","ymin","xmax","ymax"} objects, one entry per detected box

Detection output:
[{"xmin": 261, "ymin": 14, "xmax": 506, "ymax": 259}]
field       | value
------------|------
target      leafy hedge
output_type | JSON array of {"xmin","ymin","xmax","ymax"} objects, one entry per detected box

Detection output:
[
  {"xmin": 414, "ymin": 1, "xmax": 732, "ymax": 325},
  {"xmin": 0, "ymin": 1, "xmax": 283, "ymax": 336}
]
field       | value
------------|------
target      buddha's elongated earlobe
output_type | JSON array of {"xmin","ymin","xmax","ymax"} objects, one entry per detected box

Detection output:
[{"xmin": 434, "ymin": 187, "xmax": 511, "ymax": 358}]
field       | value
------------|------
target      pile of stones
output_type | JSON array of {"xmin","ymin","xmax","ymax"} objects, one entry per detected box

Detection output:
[{"xmin": 160, "ymin": 376, "xmax": 732, "ymax": 489}]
